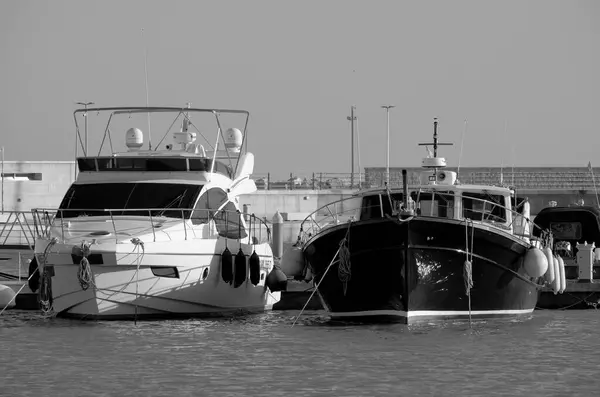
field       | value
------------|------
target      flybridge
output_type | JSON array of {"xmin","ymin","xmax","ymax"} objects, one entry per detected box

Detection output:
[
  {"xmin": 76, "ymin": 156, "xmax": 233, "ymax": 178},
  {"xmin": 72, "ymin": 104, "xmax": 251, "ymax": 180}
]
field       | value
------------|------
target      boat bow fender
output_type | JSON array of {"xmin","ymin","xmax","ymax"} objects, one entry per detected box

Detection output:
[
  {"xmin": 523, "ymin": 247, "xmax": 548, "ymax": 278},
  {"xmin": 280, "ymin": 245, "xmax": 306, "ymax": 279}
]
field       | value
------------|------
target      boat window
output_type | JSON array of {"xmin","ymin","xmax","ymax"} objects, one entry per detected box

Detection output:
[
  {"xmin": 58, "ymin": 182, "xmax": 202, "ymax": 218},
  {"xmin": 151, "ymin": 266, "xmax": 180, "ymax": 278},
  {"xmin": 95, "ymin": 157, "xmax": 188, "ymax": 171},
  {"xmin": 77, "ymin": 158, "xmax": 96, "ymax": 172},
  {"xmin": 189, "ymin": 159, "xmax": 233, "ymax": 178},
  {"xmin": 462, "ymin": 192, "xmax": 506, "ymax": 222},
  {"xmin": 359, "ymin": 193, "xmax": 404, "ymax": 220},
  {"xmin": 549, "ymin": 222, "xmax": 582, "ymax": 240},
  {"xmin": 360, "ymin": 195, "xmax": 384, "ymax": 220},
  {"xmin": 191, "ymin": 188, "xmax": 228, "ymax": 224},
  {"xmin": 191, "ymin": 187, "xmax": 247, "ymax": 238},
  {"xmin": 411, "ymin": 191, "xmax": 454, "ymax": 218}
]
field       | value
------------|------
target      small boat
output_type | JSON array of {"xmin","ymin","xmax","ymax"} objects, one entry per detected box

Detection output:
[
  {"xmin": 533, "ymin": 202, "xmax": 600, "ymax": 281},
  {"xmin": 285, "ymin": 118, "xmax": 548, "ymax": 324},
  {"xmin": 30, "ymin": 104, "xmax": 287, "ymax": 320}
]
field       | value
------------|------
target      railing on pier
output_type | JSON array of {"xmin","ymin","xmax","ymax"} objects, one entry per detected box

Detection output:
[
  {"xmin": 252, "ymin": 170, "xmax": 599, "ymax": 191},
  {"xmin": 31, "ymin": 208, "xmax": 271, "ymax": 245},
  {"xmin": 0, "ymin": 211, "xmax": 38, "ymax": 280}
]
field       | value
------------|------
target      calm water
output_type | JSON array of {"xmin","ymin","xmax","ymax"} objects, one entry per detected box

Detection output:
[{"xmin": 0, "ymin": 309, "xmax": 599, "ymax": 397}]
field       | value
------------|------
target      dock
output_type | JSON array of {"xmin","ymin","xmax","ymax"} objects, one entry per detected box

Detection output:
[{"xmin": 538, "ymin": 280, "xmax": 600, "ymax": 310}]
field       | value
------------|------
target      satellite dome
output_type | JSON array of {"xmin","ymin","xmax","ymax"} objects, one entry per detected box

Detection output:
[
  {"xmin": 224, "ymin": 128, "xmax": 243, "ymax": 152},
  {"xmin": 125, "ymin": 128, "xmax": 144, "ymax": 151}
]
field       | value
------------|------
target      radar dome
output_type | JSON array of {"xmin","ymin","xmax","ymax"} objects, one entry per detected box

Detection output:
[
  {"xmin": 125, "ymin": 128, "xmax": 144, "ymax": 151},
  {"xmin": 224, "ymin": 128, "xmax": 243, "ymax": 152}
]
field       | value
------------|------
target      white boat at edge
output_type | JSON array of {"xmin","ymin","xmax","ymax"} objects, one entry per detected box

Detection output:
[{"xmin": 31, "ymin": 105, "xmax": 287, "ymax": 320}]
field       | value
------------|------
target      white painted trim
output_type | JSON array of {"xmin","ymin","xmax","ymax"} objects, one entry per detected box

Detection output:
[{"xmin": 329, "ymin": 308, "xmax": 534, "ymax": 318}]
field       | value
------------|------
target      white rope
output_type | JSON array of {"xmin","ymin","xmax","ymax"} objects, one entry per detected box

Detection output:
[
  {"xmin": 130, "ymin": 237, "xmax": 145, "ymax": 325},
  {"xmin": 0, "ymin": 258, "xmax": 45, "ymax": 316},
  {"xmin": 338, "ymin": 244, "xmax": 351, "ymax": 296},
  {"xmin": 77, "ymin": 241, "xmax": 94, "ymax": 291},
  {"xmin": 291, "ymin": 222, "xmax": 353, "ymax": 327},
  {"xmin": 337, "ymin": 222, "xmax": 353, "ymax": 296},
  {"xmin": 464, "ymin": 219, "xmax": 474, "ymax": 327},
  {"xmin": 291, "ymin": 242, "xmax": 343, "ymax": 328},
  {"xmin": 40, "ymin": 237, "xmax": 59, "ymax": 316}
]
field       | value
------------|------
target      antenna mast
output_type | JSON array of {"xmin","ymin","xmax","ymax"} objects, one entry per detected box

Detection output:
[
  {"xmin": 141, "ymin": 28, "xmax": 152, "ymax": 150},
  {"xmin": 417, "ymin": 118, "xmax": 453, "ymax": 183},
  {"xmin": 457, "ymin": 119, "xmax": 467, "ymax": 181}
]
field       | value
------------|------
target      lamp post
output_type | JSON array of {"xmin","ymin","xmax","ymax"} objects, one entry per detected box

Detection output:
[
  {"xmin": 76, "ymin": 101, "xmax": 94, "ymax": 156},
  {"xmin": 381, "ymin": 105, "xmax": 395, "ymax": 185},
  {"xmin": 1, "ymin": 146, "xmax": 4, "ymax": 213},
  {"xmin": 347, "ymin": 106, "xmax": 357, "ymax": 188}
]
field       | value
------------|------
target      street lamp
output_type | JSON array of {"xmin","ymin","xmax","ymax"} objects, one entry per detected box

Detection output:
[
  {"xmin": 347, "ymin": 106, "xmax": 357, "ymax": 188},
  {"xmin": 381, "ymin": 105, "xmax": 395, "ymax": 185},
  {"xmin": 76, "ymin": 101, "xmax": 94, "ymax": 155}
]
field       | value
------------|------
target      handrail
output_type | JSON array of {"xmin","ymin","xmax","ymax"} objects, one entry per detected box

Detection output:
[
  {"xmin": 30, "ymin": 207, "xmax": 271, "ymax": 245},
  {"xmin": 297, "ymin": 189, "xmax": 543, "ymax": 244}
]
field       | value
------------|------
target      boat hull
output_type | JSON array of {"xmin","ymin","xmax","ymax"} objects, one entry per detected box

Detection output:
[
  {"xmin": 34, "ymin": 238, "xmax": 280, "ymax": 320},
  {"xmin": 303, "ymin": 217, "xmax": 539, "ymax": 324}
]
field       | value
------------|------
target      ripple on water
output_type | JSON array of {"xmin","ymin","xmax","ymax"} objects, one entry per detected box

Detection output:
[{"xmin": 0, "ymin": 309, "xmax": 599, "ymax": 396}]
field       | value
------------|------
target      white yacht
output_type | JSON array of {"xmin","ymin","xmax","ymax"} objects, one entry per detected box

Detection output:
[{"xmin": 31, "ymin": 105, "xmax": 286, "ymax": 320}]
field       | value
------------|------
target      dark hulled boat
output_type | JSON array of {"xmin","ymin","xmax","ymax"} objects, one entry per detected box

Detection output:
[{"xmin": 290, "ymin": 119, "xmax": 547, "ymax": 324}]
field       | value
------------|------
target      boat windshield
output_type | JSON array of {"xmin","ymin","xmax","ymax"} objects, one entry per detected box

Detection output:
[{"xmin": 58, "ymin": 182, "xmax": 202, "ymax": 218}]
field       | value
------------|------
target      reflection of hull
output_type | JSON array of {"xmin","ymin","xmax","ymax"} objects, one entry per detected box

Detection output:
[
  {"xmin": 35, "ymin": 238, "xmax": 279, "ymax": 320},
  {"xmin": 303, "ymin": 217, "xmax": 539, "ymax": 324}
]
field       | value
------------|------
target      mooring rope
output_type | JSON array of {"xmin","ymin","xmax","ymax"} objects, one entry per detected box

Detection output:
[
  {"xmin": 77, "ymin": 241, "xmax": 94, "ymax": 291},
  {"xmin": 337, "ymin": 222, "xmax": 353, "ymax": 296},
  {"xmin": 39, "ymin": 237, "xmax": 59, "ymax": 316},
  {"xmin": 464, "ymin": 218, "xmax": 474, "ymax": 327},
  {"xmin": 292, "ymin": 223, "xmax": 353, "ymax": 327},
  {"xmin": 0, "ymin": 253, "xmax": 49, "ymax": 316},
  {"xmin": 130, "ymin": 237, "xmax": 145, "ymax": 325}
]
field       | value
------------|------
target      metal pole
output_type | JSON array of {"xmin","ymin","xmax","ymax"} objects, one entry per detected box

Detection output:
[
  {"xmin": 76, "ymin": 101, "xmax": 94, "ymax": 156},
  {"xmin": 381, "ymin": 105, "xmax": 395, "ymax": 185},
  {"xmin": 347, "ymin": 106, "xmax": 356, "ymax": 188},
  {"xmin": 1, "ymin": 146, "xmax": 3, "ymax": 213}
]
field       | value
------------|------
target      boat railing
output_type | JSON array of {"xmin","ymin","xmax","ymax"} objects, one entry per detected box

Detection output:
[
  {"xmin": 31, "ymin": 207, "xmax": 271, "ymax": 245},
  {"xmin": 0, "ymin": 211, "xmax": 37, "ymax": 280},
  {"xmin": 0, "ymin": 211, "xmax": 37, "ymax": 249},
  {"xmin": 298, "ymin": 191, "xmax": 545, "ymax": 244}
]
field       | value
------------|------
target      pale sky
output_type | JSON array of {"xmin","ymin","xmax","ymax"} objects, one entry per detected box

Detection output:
[{"xmin": 1, "ymin": 0, "xmax": 598, "ymax": 180}]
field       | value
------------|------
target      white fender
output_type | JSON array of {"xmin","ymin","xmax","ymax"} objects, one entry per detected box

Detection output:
[
  {"xmin": 523, "ymin": 247, "xmax": 548, "ymax": 278},
  {"xmin": 0, "ymin": 284, "xmax": 16, "ymax": 310},
  {"xmin": 542, "ymin": 247, "xmax": 555, "ymax": 285},
  {"xmin": 552, "ymin": 255, "xmax": 560, "ymax": 294},
  {"xmin": 557, "ymin": 256, "xmax": 566, "ymax": 294},
  {"xmin": 280, "ymin": 246, "xmax": 305, "ymax": 279}
]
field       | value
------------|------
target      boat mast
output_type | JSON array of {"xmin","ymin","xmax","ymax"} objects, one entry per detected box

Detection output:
[{"xmin": 418, "ymin": 118, "xmax": 453, "ymax": 183}]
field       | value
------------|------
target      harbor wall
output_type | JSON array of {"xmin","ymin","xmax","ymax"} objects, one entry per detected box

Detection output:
[{"xmin": 1, "ymin": 161, "xmax": 599, "ymax": 242}]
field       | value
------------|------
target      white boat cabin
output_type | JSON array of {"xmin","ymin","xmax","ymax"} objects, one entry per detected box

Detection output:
[{"xmin": 357, "ymin": 170, "xmax": 527, "ymax": 231}]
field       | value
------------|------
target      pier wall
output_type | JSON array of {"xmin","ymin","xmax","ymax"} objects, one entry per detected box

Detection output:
[{"xmin": 1, "ymin": 161, "xmax": 599, "ymax": 228}]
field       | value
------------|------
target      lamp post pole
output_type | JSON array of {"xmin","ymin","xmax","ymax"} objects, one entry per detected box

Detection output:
[
  {"xmin": 1, "ymin": 146, "xmax": 4, "ymax": 213},
  {"xmin": 381, "ymin": 105, "xmax": 395, "ymax": 185},
  {"xmin": 76, "ymin": 101, "xmax": 94, "ymax": 156},
  {"xmin": 347, "ymin": 106, "xmax": 356, "ymax": 188}
]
